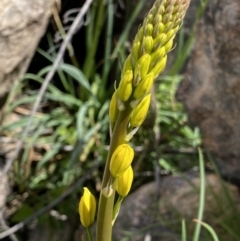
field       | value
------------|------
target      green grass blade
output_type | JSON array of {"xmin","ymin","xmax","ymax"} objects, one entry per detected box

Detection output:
[
  {"xmin": 192, "ymin": 148, "xmax": 205, "ymax": 241},
  {"xmin": 112, "ymin": 0, "xmax": 145, "ymax": 59},
  {"xmin": 181, "ymin": 219, "xmax": 187, "ymax": 241},
  {"xmin": 102, "ymin": 0, "xmax": 114, "ymax": 83},
  {"xmin": 193, "ymin": 220, "xmax": 220, "ymax": 241}
]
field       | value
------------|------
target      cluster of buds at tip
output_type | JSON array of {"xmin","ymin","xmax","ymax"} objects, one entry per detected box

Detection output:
[
  {"xmin": 79, "ymin": 187, "xmax": 96, "ymax": 228},
  {"xmin": 108, "ymin": 0, "xmax": 190, "ymax": 131}
]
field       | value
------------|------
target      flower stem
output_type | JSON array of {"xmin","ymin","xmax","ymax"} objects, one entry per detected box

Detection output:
[
  {"xmin": 86, "ymin": 227, "xmax": 94, "ymax": 241},
  {"xmin": 96, "ymin": 105, "xmax": 132, "ymax": 241}
]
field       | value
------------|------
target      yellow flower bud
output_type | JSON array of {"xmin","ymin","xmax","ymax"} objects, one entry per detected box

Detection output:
[
  {"xmin": 142, "ymin": 36, "xmax": 154, "ymax": 54},
  {"xmin": 117, "ymin": 70, "xmax": 133, "ymax": 102},
  {"xmin": 130, "ymin": 94, "xmax": 151, "ymax": 127},
  {"xmin": 115, "ymin": 165, "xmax": 134, "ymax": 197},
  {"xmin": 144, "ymin": 23, "xmax": 153, "ymax": 36},
  {"xmin": 133, "ymin": 72, "xmax": 154, "ymax": 100},
  {"xmin": 132, "ymin": 41, "xmax": 141, "ymax": 64},
  {"xmin": 136, "ymin": 26, "xmax": 144, "ymax": 42},
  {"xmin": 110, "ymin": 144, "xmax": 134, "ymax": 178},
  {"xmin": 133, "ymin": 54, "xmax": 151, "ymax": 86},
  {"xmin": 153, "ymin": 33, "xmax": 167, "ymax": 49},
  {"xmin": 166, "ymin": 29, "xmax": 176, "ymax": 40},
  {"xmin": 153, "ymin": 22, "xmax": 165, "ymax": 37},
  {"xmin": 122, "ymin": 54, "xmax": 132, "ymax": 75},
  {"xmin": 109, "ymin": 90, "xmax": 119, "ymax": 123},
  {"xmin": 150, "ymin": 55, "xmax": 167, "ymax": 77},
  {"xmin": 79, "ymin": 187, "xmax": 96, "ymax": 228},
  {"xmin": 164, "ymin": 39, "xmax": 174, "ymax": 53},
  {"xmin": 150, "ymin": 47, "xmax": 166, "ymax": 66}
]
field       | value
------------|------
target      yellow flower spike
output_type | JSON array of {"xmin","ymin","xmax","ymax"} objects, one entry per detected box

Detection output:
[
  {"xmin": 133, "ymin": 73, "xmax": 155, "ymax": 100},
  {"xmin": 109, "ymin": 90, "xmax": 119, "ymax": 123},
  {"xmin": 151, "ymin": 55, "xmax": 167, "ymax": 78},
  {"xmin": 117, "ymin": 70, "xmax": 133, "ymax": 102},
  {"xmin": 130, "ymin": 94, "xmax": 151, "ymax": 127},
  {"xmin": 116, "ymin": 165, "xmax": 134, "ymax": 197},
  {"xmin": 79, "ymin": 187, "xmax": 96, "ymax": 228},
  {"xmin": 122, "ymin": 55, "xmax": 133, "ymax": 76},
  {"xmin": 110, "ymin": 144, "xmax": 134, "ymax": 178},
  {"xmin": 141, "ymin": 36, "xmax": 154, "ymax": 54},
  {"xmin": 133, "ymin": 54, "xmax": 151, "ymax": 86}
]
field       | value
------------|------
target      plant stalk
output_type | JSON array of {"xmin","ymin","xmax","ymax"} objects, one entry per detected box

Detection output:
[{"xmin": 96, "ymin": 105, "xmax": 132, "ymax": 241}]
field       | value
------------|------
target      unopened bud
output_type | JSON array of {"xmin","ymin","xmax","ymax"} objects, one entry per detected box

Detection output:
[
  {"xmin": 116, "ymin": 166, "xmax": 134, "ymax": 197},
  {"xmin": 150, "ymin": 47, "xmax": 166, "ymax": 66},
  {"xmin": 133, "ymin": 54, "xmax": 151, "ymax": 86},
  {"xmin": 130, "ymin": 94, "xmax": 151, "ymax": 127},
  {"xmin": 150, "ymin": 55, "xmax": 167, "ymax": 77},
  {"xmin": 153, "ymin": 33, "xmax": 167, "ymax": 49},
  {"xmin": 110, "ymin": 144, "xmax": 134, "ymax": 178},
  {"xmin": 132, "ymin": 41, "xmax": 141, "ymax": 64},
  {"xmin": 109, "ymin": 90, "xmax": 119, "ymax": 123},
  {"xmin": 118, "ymin": 70, "xmax": 133, "ymax": 102},
  {"xmin": 79, "ymin": 188, "xmax": 96, "ymax": 228},
  {"xmin": 122, "ymin": 54, "xmax": 133, "ymax": 75},
  {"xmin": 142, "ymin": 36, "xmax": 154, "ymax": 54},
  {"xmin": 133, "ymin": 73, "xmax": 154, "ymax": 100},
  {"xmin": 144, "ymin": 23, "xmax": 154, "ymax": 36},
  {"xmin": 164, "ymin": 39, "xmax": 174, "ymax": 53}
]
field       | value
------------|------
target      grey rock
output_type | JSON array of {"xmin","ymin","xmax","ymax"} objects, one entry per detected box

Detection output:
[
  {"xmin": 0, "ymin": 0, "xmax": 54, "ymax": 112},
  {"xmin": 113, "ymin": 174, "xmax": 240, "ymax": 241},
  {"xmin": 177, "ymin": 0, "xmax": 240, "ymax": 183}
]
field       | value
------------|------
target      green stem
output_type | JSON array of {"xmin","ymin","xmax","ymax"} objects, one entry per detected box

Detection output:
[
  {"xmin": 96, "ymin": 105, "xmax": 133, "ymax": 241},
  {"xmin": 86, "ymin": 227, "xmax": 94, "ymax": 241}
]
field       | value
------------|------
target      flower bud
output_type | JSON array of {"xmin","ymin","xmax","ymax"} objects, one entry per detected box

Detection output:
[
  {"xmin": 133, "ymin": 73, "xmax": 154, "ymax": 100},
  {"xmin": 130, "ymin": 94, "xmax": 151, "ymax": 127},
  {"xmin": 144, "ymin": 23, "xmax": 154, "ymax": 36},
  {"xmin": 122, "ymin": 54, "xmax": 133, "ymax": 75},
  {"xmin": 142, "ymin": 36, "xmax": 154, "ymax": 54},
  {"xmin": 150, "ymin": 47, "xmax": 166, "ymax": 67},
  {"xmin": 133, "ymin": 54, "xmax": 151, "ymax": 86},
  {"xmin": 118, "ymin": 70, "xmax": 133, "ymax": 102},
  {"xmin": 79, "ymin": 187, "xmax": 96, "ymax": 228},
  {"xmin": 153, "ymin": 33, "xmax": 167, "ymax": 49},
  {"xmin": 151, "ymin": 55, "xmax": 167, "ymax": 77},
  {"xmin": 110, "ymin": 144, "xmax": 134, "ymax": 178},
  {"xmin": 164, "ymin": 39, "xmax": 174, "ymax": 53},
  {"xmin": 166, "ymin": 29, "xmax": 176, "ymax": 39},
  {"xmin": 116, "ymin": 165, "xmax": 134, "ymax": 197},
  {"xmin": 132, "ymin": 41, "xmax": 141, "ymax": 64},
  {"xmin": 109, "ymin": 90, "xmax": 119, "ymax": 123},
  {"xmin": 136, "ymin": 26, "xmax": 144, "ymax": 42}
]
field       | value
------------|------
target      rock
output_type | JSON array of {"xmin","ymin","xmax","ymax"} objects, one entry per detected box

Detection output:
[
  {"xmin": 177, "ymin": 0, "xmax": 240, "ymax": 183},
  {"xmin": 0, "ymin": 0, "xmax": 54, "ymax": 112},
  {"xmin": 113, "ymin": 173, "xmax": 240, "ymax": 241}
]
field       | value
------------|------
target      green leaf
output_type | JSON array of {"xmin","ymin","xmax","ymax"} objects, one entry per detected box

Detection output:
[{"xmin": 11, "ymin": 204, "xmax": 33, "ymax": 222}]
